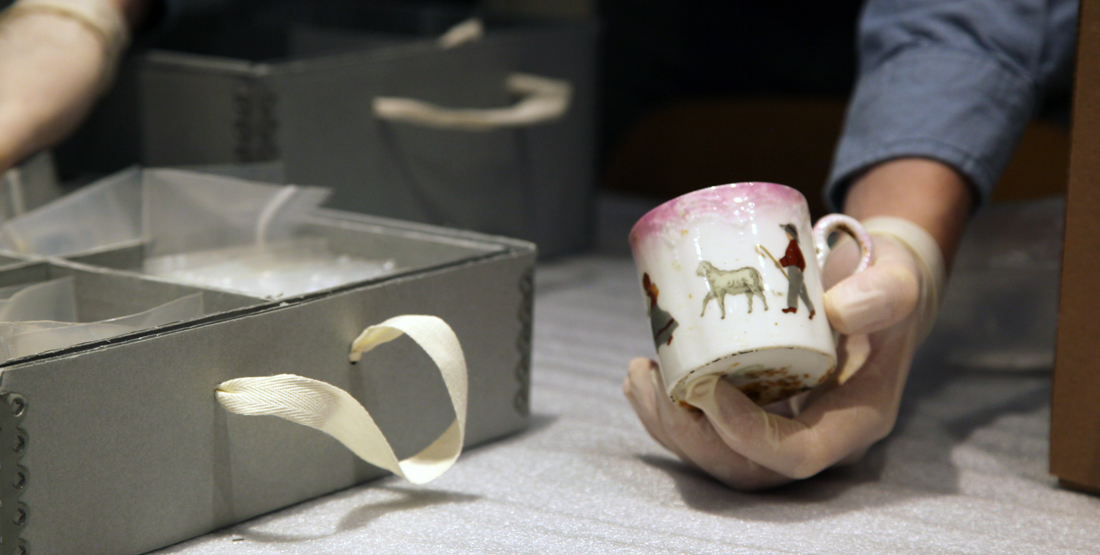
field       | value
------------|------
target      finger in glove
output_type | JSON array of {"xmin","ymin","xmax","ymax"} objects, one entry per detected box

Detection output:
[{"xmin": 625, "ymin": 358, "xmax": 790, "ymax": 490}]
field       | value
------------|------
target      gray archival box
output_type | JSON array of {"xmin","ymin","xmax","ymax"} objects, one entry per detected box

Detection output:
[
  {"xmin": 0, "ymin": 170, "xmax": 535, "ymax": 555},
  {"xmin": 66, "ymin": 16, "xmax": 598, "ymax": 257}
]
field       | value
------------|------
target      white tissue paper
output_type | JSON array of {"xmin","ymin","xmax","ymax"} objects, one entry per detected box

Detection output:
[{"xmin": 143, "ymin": 239, "xmax": 396, "ymax": 299}]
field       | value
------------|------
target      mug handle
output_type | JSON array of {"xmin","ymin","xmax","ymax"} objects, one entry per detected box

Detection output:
[{"xmin": 812, "ymin": 214, "xmax": 875, "ymax": 274}]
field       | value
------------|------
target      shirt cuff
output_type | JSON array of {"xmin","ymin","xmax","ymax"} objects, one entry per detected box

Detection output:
[{"xmin": 826, "ymin": 47, "xmax": 1038, "ymax": 211}]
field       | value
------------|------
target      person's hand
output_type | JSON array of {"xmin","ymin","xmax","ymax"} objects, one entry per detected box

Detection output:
[
  {"xmin": 623, "ymin": 221, "xmax": 942, "ymax": 490},
  {"xmin": 0, "ymin": 0, "xmax": 136, "ymax": 172}
]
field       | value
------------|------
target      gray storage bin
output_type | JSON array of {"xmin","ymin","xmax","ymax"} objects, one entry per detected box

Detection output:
[
  {"xmin": 64, "ymin": 8, "xmax": 598, "ymax": 257},
  {"xmin": 0, "ymin": 169, "xmax": 535, "ymax": 555}
]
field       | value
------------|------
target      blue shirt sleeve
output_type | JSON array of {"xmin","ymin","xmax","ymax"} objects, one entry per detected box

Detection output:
[{"xmin": 825, "ymin": 0, "xmax": 1079, "ymax": 210}]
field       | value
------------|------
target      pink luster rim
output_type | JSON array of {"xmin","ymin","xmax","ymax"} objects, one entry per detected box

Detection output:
[{"xmin": 629, "ymin": 182, "xmax": 809, "ymax": 247}]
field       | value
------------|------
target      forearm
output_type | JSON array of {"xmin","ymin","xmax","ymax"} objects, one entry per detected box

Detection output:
[
  {"xmin": 0, "ymin": 0, "xmax": 147, "ymax": 169},
  {"xmin": 828, "ymin": 0, "xmax": 1076, "ymax": 247},
  {"xmin": 827, "ymin": 0, "xmax": 1076, "ymax": 212},
  {"xmin": 842, "ymin": 158, "xmax": 973, "ymax": 267},
  {"xmin": 0, "ymin": 12, "xmax": 104, "ymax": 168}
]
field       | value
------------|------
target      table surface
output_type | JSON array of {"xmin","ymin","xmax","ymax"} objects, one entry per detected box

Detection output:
[{"xmin": 157, "ymin": 195, "xmax": 1100, "ymax": 555}]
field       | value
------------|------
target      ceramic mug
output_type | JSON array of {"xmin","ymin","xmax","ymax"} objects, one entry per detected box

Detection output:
[{"xmin": 629, "ymin": 182, "xmax": 875, "ymax": 406}]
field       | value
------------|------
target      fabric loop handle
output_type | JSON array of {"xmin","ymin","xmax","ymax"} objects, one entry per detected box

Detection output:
[
  {"xmin": 215, "ymin": 314, "xmax": 468, "ymax": 485},
  {"xmin": 373, "ymin": 73, "xmax": 573, "ymax": 131}
]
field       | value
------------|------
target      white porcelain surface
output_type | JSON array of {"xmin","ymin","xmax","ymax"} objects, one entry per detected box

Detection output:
[{"xmin": 630, "ymin": 182, "xmax": 870, "ymax": 405}]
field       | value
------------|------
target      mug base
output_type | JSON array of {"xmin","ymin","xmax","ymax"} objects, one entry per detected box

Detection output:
[{"xmin": 672, "ymin": 346, "xmax": 836, "ymax": 406}]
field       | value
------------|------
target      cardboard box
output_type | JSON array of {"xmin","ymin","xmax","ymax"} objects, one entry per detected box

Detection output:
[
  {"xmin": 1051, "ymin": 0, "xmax": 1100, "ymax": 494},
  {"xmin": 0, "ymin": 173, "xmax": 536, "ymax": 554}
]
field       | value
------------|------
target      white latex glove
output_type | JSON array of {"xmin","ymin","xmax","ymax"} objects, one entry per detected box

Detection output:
[
  {"xmin": 0, "ymin": 1, "xmax": 127, "ymax": 171},
  {"xmin": 623, "ymin": 217, "xmax": 943, "ymax": 490}
]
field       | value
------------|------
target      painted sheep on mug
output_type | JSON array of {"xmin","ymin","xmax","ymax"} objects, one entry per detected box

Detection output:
[{"xmin": 696, "ymin": 261, "xmax": 768, "ymax": 318}]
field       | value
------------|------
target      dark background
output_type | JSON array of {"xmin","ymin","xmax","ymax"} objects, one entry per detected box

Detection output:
[{"xmin": 56, "ymin": 0, "xmax": 1070, "ymax": 219}]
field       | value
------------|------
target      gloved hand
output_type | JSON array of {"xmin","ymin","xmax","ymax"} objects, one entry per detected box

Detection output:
[
  {"xmin": 623, "ymin": 217, "xmax": 944, "ymax": 490},
  {"xmin": 0, "ymin": 0, "xmax": 130, "ymax": 171}
]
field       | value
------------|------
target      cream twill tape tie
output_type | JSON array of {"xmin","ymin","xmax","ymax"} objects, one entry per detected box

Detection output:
[{"xmin": 215, "ymin": 315, "xmax": 468, "ymax": 485}]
